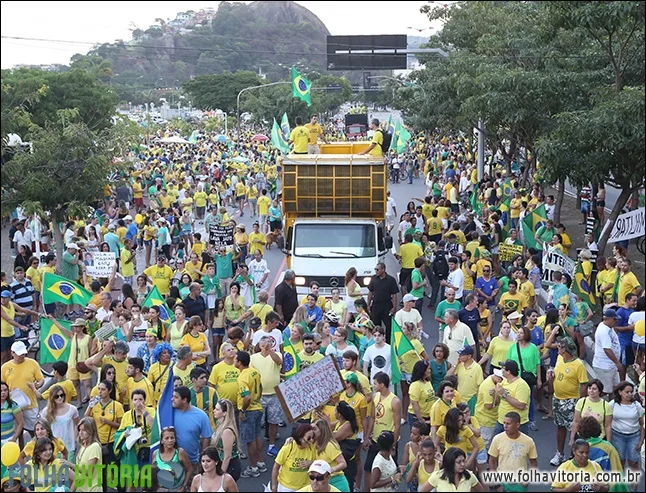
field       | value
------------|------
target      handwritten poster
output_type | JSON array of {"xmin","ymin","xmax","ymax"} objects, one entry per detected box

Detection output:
[
  {"xmin": 542, "ymin": 247, "xmax": 575, "ymax": 285},
  {"xmin": 85, "ymin": 252, "xmax": 116, "ymax": 278},
  {"xmin": 209, "ymin": 224, "xmax": 235, "ymax": 248},
  {"xmin": 498, "ymin": 243, "xmax": 523, "ymax": 262},
  {"xmin": 607, "ymin": 207, "xmax": 645, "ymax": 243},
  {"xmin": 274, "ymin": 355, "xmax": 344, "ymax": 422}
]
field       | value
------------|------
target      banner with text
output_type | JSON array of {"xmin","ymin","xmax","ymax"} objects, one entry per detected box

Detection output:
[
  {"xmin": 84, "ymin": 252, "xmax": 116, "ymax": 278},
  {"xmin": 208, "ymin": 224, "xmax": 235, "ymax": 248},
  {"xmin": 499, "ymin": 243, "xmax": 524, "ymax": 262},
  {"xmin": 542, "ymin": 247, "xmax": 576, "ymax": 285},
  {"xmin": 607, "ymin": 207, "xmax": 645, "ymax": 243}
]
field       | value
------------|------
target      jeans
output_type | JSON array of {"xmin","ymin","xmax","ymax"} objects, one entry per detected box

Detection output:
[
  {"xmin": 611, "ymin": 430, "xmax": 641, "ymax": 464},
  {"xmin": 528, "ymin": 384, "xmax": 535, "ymax": 422},
  {"xmin": 407, "ymin": 169, "xmax": 413, "ymax": 184}
]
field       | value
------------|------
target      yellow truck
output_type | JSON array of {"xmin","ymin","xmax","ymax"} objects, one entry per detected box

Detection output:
[{"xmin": 281, "ymin": 142, "xmax": 393, "ymax": 296}]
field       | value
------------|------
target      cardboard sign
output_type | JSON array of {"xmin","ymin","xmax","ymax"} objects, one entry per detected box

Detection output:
[
  {"xmin": 94, "ymin": 322, "xmax": 117, "ymax": 342},
  {"xmin": 209, "ymin": 224, "xmax": 234, "ymax": 248},
  {"xmin": 542, "ymin": 247, "xmax": 575, "ymax": 285},
  {"xmin": 274, "ymin": 355, "xmax": 344, "ymax": 422},
  {"xmin": 499, "ymin": 243, "xmax": 523, "ymax": 262},
  {"xmin": 607, "ymin": 208, "xmax": 645, "ymax": 243},
  {"xmin": 84, "ymin": 252, "xmax": 116, "ymax": 278}
]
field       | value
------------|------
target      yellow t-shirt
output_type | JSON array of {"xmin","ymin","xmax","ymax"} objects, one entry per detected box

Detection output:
[
  {"xmin": 551, "ymin": 459, "xmax": 604, "ymax": 490},
  {"xmin": 575, "ymin": 397, "xmax": 612, "ymax": 439},
  {"xmin": 553, "ymin": 356, "xmax": 588, "ymax": 400},
  {"xmin": 120, "ymin": 248, "xmax": 135, "ymax": 277},
  {"xmin": 192, "ymin": 241, "xmax": 206, "ymax": 258},
  {"xmin": 1, "ymin": 359, "xmax": 44, "ymax": 410},
  {"xmin": 421, "ymin": 203, "xmax": 435, "ymax": 222},
  {"xmin": 401, "ymin": 339, "xmax": 425, "ymax": 374},
  {"xmin": 488, "ymin": 431, "xmax": 538, "ymax": 471},
  {"xmin": 499, "ymin": 292, "xmax": 527, "ymax": 315},
  {"xmin": 427, "ymin": 469, "xmax": 479, "ymax": 491},
  {"xmin": 249, "ymin": 232, "xmax": 267, "ymax": 255},
  {"xmin": 518, "ymin": 280, "xmax": 535, "ymax": 304},
  {"xmin": 276, "ymin": 441, "xmax": 318, "ymax": 490},
  {"xmin": 173, "ymin": 362, "xmax": 195, "ymax": 389},
  {"xmin": 407, "ymin": 379, "xmax": 436, "ymax": 418},
  {"xmin": 41, "ymin": 379, "xmax": 77, "ymax": 404},
  {"xmin": 88, "ymin": 399, "xmax": 124, "ymax": 444},
  {"xmin": 298, "ymin": 485, "xmax": 340, "ymax": 492},
  {"xmin": 237, "ymin": 367, "xmax": 263, "ymax": 412},
  {"xmin": 319, "ymin": 441, "xmax": 344, "ymax": 477},
  {"xmin": 369, "ymin": 130, "xmax": 384, "ymax": 156},
  {"xmin": 235, "ymin": 182, "xmax": 247, "ymax": 197},
  {"xmin": 132, "ymin": 181, "xmax": 143, "ymax": 199},
  {"xmin": 208, "ymin": 361, "xmax": 240, "ymax": 404},
  {"xmin": 258, "ymin": 195, "xmax": 271, "ymax": 215},
  {"xmin": 1, "ymin": 301, "xmax": 16, "ymax": 337},
  {"xmin": 340, "ymin": 390, "xmax": 367, "ymax": 432},
  {"xmin": 100, "ymin": 355, "xmax": 129, "ymax": 403},
  {"xmin": 148, "ymin": 362, "xmax": 172, "ymax": 404},
  {"xmin": 597, "ymin": 269, "xmax": 616, "ymax": 301},
  {"xmin": 25, "ymin": 458, "xmax": 69, "ymax": 492},
  {"xmin": 373, "ymin": 391, "xmax": 396, "ymax": 438},
  {"xmin": 487, "ymin": 337, "xmax": 514, "ymax": 369},
  {"xmin": 436, "ymin": 425, "xmax": 474, "ymax": 453},
  {"xmin": 427, "ymin": 218, "xmax": 443, "ymax": 236},
  {"xmin": 430, "ymin": 398, "xmax": 457, "ymax": 428},
  {"xmin": 618, "ymin": 271, "xmax": 641, "ymax": 305},
  {"xmin": 250, "ymin": 352, "xmax": 282, "ymax": 396},
  {"xmin": 143, "ymin": 265, "xmax": 174, "ymax": 295},
  {"xmin": 22, "ymin": 438, "xmax": 66, "ymax": 461},
  {"xmin": 475, "ymin": 376, "xmax": 499, "ymax": 427},
  {"xmin": 399, "ymin": 243, "xmax": 424, "ymax": 269},
  {"xmin": 26, "ymin": 266, "xmax": 42, "ymax": 292},
  {"xmin": 181, "ymin": 332, "xmax": 209, "ymax": 365},
  {"xmin": 510, "ymin": 198, "xmax": 522, "ymax": 218},
  {"xmin": 247, "ymin": 186, "xmax": 258, "ymax": 200},
  {"xmin": 194, "ymin": 191, "xmax": 207, "ymax": 207},
  {"xmin": 126, "ymin": 376, "xmax": 155, "ymax": 407},
  {"xmin": 305, "ymin": 122, "xmax": 324, "ymax": 145},
  {"xmin": 498, "ymin": 377, "xmax": 531, "ymax": 424},
  {"xmin": 290, "ymin": 126, "xmax": 310, "ymax": 154},
  {"xmin": 455, "ymin": 361, "xmax": 484, "ymax": 401},
  {"xmin": 181, "ymin": 197, "xmax": 193, "ymax": 212}
]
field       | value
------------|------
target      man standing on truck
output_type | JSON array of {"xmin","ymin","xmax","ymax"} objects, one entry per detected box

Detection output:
[
  {"xmin": 289, "ymin": 116, "xmax": 310, "ymax": 155},
  {"xmin": 358, "ymin": 119, "xmax": 383, "ymax": 157},
  {"xmin": 305, "ymin": 114, "xmax": 327, "ymax": 154}
]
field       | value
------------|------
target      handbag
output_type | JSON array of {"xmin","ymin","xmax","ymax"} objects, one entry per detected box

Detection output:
[
  {"xmin": 516, "ymin": 343, "xmax": 537, "ymax": 386},
  {"xmin": 75, "ymin": 335, "xmax": 91, "ymax": 374}
]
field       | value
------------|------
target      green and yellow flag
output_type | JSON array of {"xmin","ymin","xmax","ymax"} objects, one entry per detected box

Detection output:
[
  {"xmin": 391, "ymin": 318, "xmax": 420, "ymax": 386},
  {"xmin": 39, "ymin": 317, "xmax": 72, "ymax": 364},
  {"xmin": 572, "ymin": 262, "xmax": 597, "ymax": 311},
  {"xmin": 42, "ymin": 272, "xmax": 93, "ymax": 306},
  {"xmin": 291, "ymin": 67, "xmax": 312, "ymax": 106},
  {"xmin": 271, "ymin": 118, "xmax": 290, "ymax": 154},
  {"xmin": 392, "ymin": 121, "xmax": 412, "ymax": 154},
  {"xmin": 521, "ymin": 204, "xmax": 548, "ymax": 251},
  {"xmin": 142, "ymin": 285, "xmax": 176, "ymax": 323},
  {"xmin": 282, "ymin": 332, "xmax": 301, "ymax": 379}
]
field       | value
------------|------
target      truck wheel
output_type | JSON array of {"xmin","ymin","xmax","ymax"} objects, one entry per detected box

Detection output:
[{"xmin": 276, "ymin": 234, "xmax": 285, "ymax": 250}]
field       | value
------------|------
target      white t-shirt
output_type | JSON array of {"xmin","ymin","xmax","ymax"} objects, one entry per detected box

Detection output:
[
  {"xmin": 14, "ymin": 229, "xmax": 35, "ymax": 249},
  {"xmin": 629, "ymin": 311, "xmax": 645, "ymax": 344},
  {"xmin": 397, "ymin": 221, "xmax": 411, "ymax": 240},
  {"xmin": 363, "ymin": 343, "xmax": 392, "ymax": 381},
  {"xmin": 592, "ymin": 322, "xmax": 621, "ymax": 370},
  {"xmin": 394, "ymin": 308, "xmax": 422, "ymax": 329},
  {"xmin": 447, "ymin": 268, "xmax": 465, "ymax": 299},
  {"xmin": 386, "ymin": 197, "xmax": 397, "ymax": 217},
  {"xmin": 252, "ymin": 329, "xmax": 283, "ymax": 352},
  {"xmin": 609, "ymin": 400, "xmax": 644, "ymax": 435},
  {"xmin": 248, "ymin": 258, "xmax": 270, "ymax": 291},
  {"xmin": 42, "ymin": 404, "xmax": 79, "ymax": 453}
]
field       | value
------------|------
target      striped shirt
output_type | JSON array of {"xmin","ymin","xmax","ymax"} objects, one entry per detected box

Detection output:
[
  {"xmin": 10, "ymin": 279, "xmax": 34, "ymax": 309},
  {"xmin": 1, "ymin": 400, "xmax": 20, "ymax": 440}
]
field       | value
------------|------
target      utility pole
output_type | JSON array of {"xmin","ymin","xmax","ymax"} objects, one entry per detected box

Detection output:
[{"xmin": 477, "ymin": 119, "xmax": 485, "ymax": 181}]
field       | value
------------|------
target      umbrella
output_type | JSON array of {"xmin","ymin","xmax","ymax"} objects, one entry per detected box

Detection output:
[
  {"xmin": 231, "ymin": 156, "xmax": 248, "ymax": 163},
  {"xmin": 251, "ymin": 134, "xmax": 269, "ymax": 142},
  {"xmin": 215, "ymin": 134, "xmax": 228, "ymax": 142}
]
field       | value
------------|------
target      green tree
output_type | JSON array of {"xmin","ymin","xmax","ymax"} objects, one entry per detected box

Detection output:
[{"xmin": 183, "ymin": 71, "xmax": 264, "ymax": 113}]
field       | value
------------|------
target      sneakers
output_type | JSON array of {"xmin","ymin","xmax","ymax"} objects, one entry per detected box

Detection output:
[
  {"xmin": 528, "ymin": 421, "xmax": 538, "ymax": 431},
  {"xmin": 550, "ymin": 451, "xmax": 565, "ymax": 466},
  {"xmin": 257, "ymin": 462, "xmax": 268, "ymax": 473},
  {"xmin": 241, "ymin": 466, "xmax": 260, "ymax": 478},
  {"xmin": 267, "ymin": 445, "xmax": 279, "ymax": 457},
  {"xmin": 400, "ymin": 418, "xmax": 406, "ymax": 426}
]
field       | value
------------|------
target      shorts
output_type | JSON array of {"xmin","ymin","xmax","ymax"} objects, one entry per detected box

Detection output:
[
  {"xmin": 240, "ymin": 409, "xmax": 262, "ymax": 444},
  {"xmin": 211, "ymin": 327, "xmax": 226, "ymax": 337},
  {"xmin": 1, "ymin": 335, "xmax": 15, "ymax": 352},
  {"xmin": 259, "ymin": 214, "xmax": 268, "ymax": 225},
  {"xmin": 581, "ymin": 202, "xmax": 590, "ymax": 214},
  {"xmin": 308, "ymin": 144, "xmax": 320, "ymax": 154},
  {"xmin": 144, "ymin": 239, "xmax": 153, "ymax": 247},
  {"xmin": 596, "ymin": 368, "xmax": 619, "ymax": 398},
  {"xmin": 480, "ymin": 426, "xmax": 496, "ymax": 450},
  {"xmin": 22, "ymin": 407, "xmax": 39, "ymax": 431},
  {"xmin": 236, "ymin": 195, "xmax": 246, "ymax": 202},
  {"xmin": 68, "ymin": 365, "xmax": 93, "ymax": 382},
  {"xmin": 491, "ymin": 245, "xmax": 499, "ymax": 255},
  {"xmin": 611, "ymin": 430, "xmax": 641, "ymax": 464},
  {"xmin": 470, "ymin": 448, "xmax": 488, "ymax": 465},
  {"xmin": 270, "ymin": 220, "xmax": 282, "ymax": 232},
  {"xmin": 261, "ymin": 394, "xmax": 284, "ymax": 425},
  {"xmin": 597, "ymin": 200, "xmax": 606, "ymax": 208},
  {"xmin": 553, "ymin": 397, "xmax": 576, "ymax": 429},
  {"xmin": 399, "ymin": 268, "xmax": 413, "ymax": 287}
]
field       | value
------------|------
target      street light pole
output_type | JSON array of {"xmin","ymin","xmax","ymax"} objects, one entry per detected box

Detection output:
[{"xmin": 236, "ymin": 81, "xmax": 291, "ymax": 135}]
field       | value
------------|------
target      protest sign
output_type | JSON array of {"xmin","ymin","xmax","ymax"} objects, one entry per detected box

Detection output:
[
  {"xmin": 209, "ymin": 224, "xmax": 235, "ymax": 248},
  {"xmin": 542, "ymin": 247, "xmax": 576, "ymax": 285},
  {"xmin": 607, "ymin": 208, "xmax": 645, "ymax": 243},
  {"xmin": 274, "ymin": 355, "xmax": 344, "ymax": 422},
  {"xmin": 499, "ymin": 243, "xmax": 523, "ymax": 262},
  {"xmin": 84, "ymin": 252, "xmax": 116, "ymax": 278}
]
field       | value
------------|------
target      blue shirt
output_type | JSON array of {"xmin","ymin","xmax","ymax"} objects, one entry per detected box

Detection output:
[
  {"xmin": 174, "ymin": 406, "xmax": 213, "ymax": 463},
  {"xmin": 616, "ymin": 307, "xmax": 634, "ymax": 347},
  {"xmin": 475, "ymin": 276, "xmax": 498, "ymax": 305},
  {"xmin": 125, "ymin": 223, "xmax": 138, "ymax": 241},
  {"xmin": 530, "ymin": 325, "xmax": 544, "ymax": 347},
  {"xmin": 305, "ymin": 305, "xmax": 323, "ymax": 324},
  {"xmin": 104, "ymin": 232, "xmax": 121, "ymax": 255}
]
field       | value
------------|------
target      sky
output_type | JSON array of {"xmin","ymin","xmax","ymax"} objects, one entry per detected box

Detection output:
[{"xmin": 0, "ymin": 1, "xmax": 446, "ymax": 69}]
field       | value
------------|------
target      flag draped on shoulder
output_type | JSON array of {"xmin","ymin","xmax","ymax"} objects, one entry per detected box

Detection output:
[
  {"xmin": 282, "ymin": 332, "xmax": 301, "ymax": 379},
  {"xmin": 521, "ymin": 204, "xmax": 548, "ymax": 251},
  {"xmin": 42, "ymin": 272, "xmax": 93, "ymax": 306},
  {"xmin": 391, "ymin": 317, "xmax": 420, "ymax": 386},
  {"xmin": 149, "ymin": 366, "xmax": 175, "ymax": 462},
  {"xmin": 470, "ymin": 184, "xmax": 482, "ymax": 216},
  {"xmin": 142, "ymin": 285, "xmax": 176, "ymax": 323},
  {"xmin": 271, "ymin": 118, "xmax": 290, "ymax": 154},
  {"xmin": 392, "ymin": 121, "xmax": 412, "ymax": 154},
  {"xmin": 291, "ymin": 67, "xmax": 312, "ymax": 106},
  {"xmin": 39, "ymin": 316, "xmax": 72, "ymax": 364},
  {"xmin": 572, "ymin": 261, "xmax": 597, "ymax": 310}
]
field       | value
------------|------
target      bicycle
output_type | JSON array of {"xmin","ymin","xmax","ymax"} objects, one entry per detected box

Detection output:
[{"xmin": 14, "ymin": 321, "xmax": 41, "ymax": 363}]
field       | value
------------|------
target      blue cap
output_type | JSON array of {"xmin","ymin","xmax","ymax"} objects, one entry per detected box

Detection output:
[
  {"xmin": 603, "ymin": 309, "xmax": 620, "ymax": 320},
  {"xmin": 0, "ymin": 290, "xmax": 11, "ymax": 298},
  {"xmin": 457, "ymin": 345, "xmax": 474, "ymax": 356}
]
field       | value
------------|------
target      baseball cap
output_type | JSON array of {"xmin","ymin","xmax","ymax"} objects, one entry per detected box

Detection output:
[
  {"xmin": 603, "ymin": 309, "xmax": 620, "ymax": 320},
  {"xmin": 108, "ymin": 224, "xmax": 116, "ymax": 231},
  {"xmin": 67, "ymin": 243, "xmax": 79, "ymax": 250},
  {"xmin": 501, "ymin": 359, "xmax": 519, "ymax": 374},
  {"xmin": 493, "ymin": 368, "xmax": 504, "ymax": 378},
  {"xmin": 402, "ymin": 293, "xmax": 418, "ymax": 303},
  {"xmin": 545, "ymin": 303, "xmax": 556, "ymax": 311},
  {"xmin": 124, "ymin": 215, "xmax": 133, "ymax": 221},
  {"xmin": 85, "ymin": 303, "xmax": 98, "ymax": 313},
  {"xmin": 507, "ymin": 311, "xmax": 522, "ymax": 320},
  {"xmin": 249, "ymin": 317, "xmax": 262, "ymax": 329},
  {"xmin": 1, "ymin": 290, "xmax": 11, "ymax": 298},
  {"xmin": 345, "ymin": 372, "xmax": 359, "ymax": 385},
  {"xmin": 72, "ymin": 318, "xmax": 86, "ymax": 327},
  {"xmin": 308, "ymin": 459, "xmax": 331, "ymax": 475},
  {"xmin": 457, "ymin": 345, "xmax": 474, "ymax": 356},
  {"xmin": 11, "ymin": 341, "xmax": 28, "ymax": 356},
  {"xmin": 557, "ymin": 336, "xmax": 577, "ymax": 355}
]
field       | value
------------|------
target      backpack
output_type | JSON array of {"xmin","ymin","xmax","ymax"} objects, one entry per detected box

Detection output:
[
  {"xmin": 433, "ymin": 251, "xmax": 450, "ymax": 280},
  {"xmin": 377, "ymin": 129, "xmax": 392, "ymax": 153}
]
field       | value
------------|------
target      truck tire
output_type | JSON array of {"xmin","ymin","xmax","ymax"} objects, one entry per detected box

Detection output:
[{"xmin": 276, "ymin": 234, "xmax": 285, "ymax": 250}]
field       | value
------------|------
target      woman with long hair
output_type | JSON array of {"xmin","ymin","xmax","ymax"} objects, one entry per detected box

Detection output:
[
  {"xmin": 19, "ymin": 419, "xmax": 68, "ymax": 465},
  {"xmin": 370, "ymin": 431, "xmax": 402, "ymax": 492},
  {"xmin": 26, "ymin": 437, "xmax": 75, "ymax": 491},
  {"xmin": 610, "ymin": 381, "xmax": 644, "ymax": 489},
  {"xmin": 91, "ymin": 364, "xmax": 117, "ymax": 400},
  {"xmin": 313, "ymin": 419, "xmax": 349, "ymax": 492},
  {"xmin": 478, "ymin": 320, "xmax": 514, "ymax": 374},
  {"xmin": 76, "ymin": 417, "xmax": 103, "ymax": 492},
  {"xmin": 212, "ymin": 399, "xmax": 242, "ymax": 481},
  {"xmin": 332, "ymin": 401, "xmax": 361, "ymax": 491},
  {"xmin": 314, "ymin": 320, "xmax": 332, "ymax": 355},
  {"xmin": 405, "ymin": 439, "xmax": 441, "ymax": 492},
  {"xmin": 42, "ymin": 384, "xmax": 80, "ymax": 462},
  {"xmin": 408, "ymin": 360, "xmax": 435, "ymax": 426},
  {"xmin": 134, "ymin": 275, "xmax": 150, "ymax": 306},
  {"xmin": 421, "ymin": 446, "xmax": 484, "ymax": 492},
  {"xmin": 191, "ymin": 446, "xmax": 238, "ymax": 492},
  {"xmin": 181, "ymin": 316, "xmax": 210, "ymax": 368},
  {"xmin": 168, "ymin": 304, "xmax": 188, "ymax": 351},
  {"xmin": 271, "ymin": 424, "xmax": 317, "ymax": 492},
  {"xmin": 402, "ymin": 421, "xmax": 431, "ymax": 491},
  {"xmin": 13, "ymin": 245, "xmax": 32, "ymax": 271},
  {"xmin": 87, "ymin": 226, "xmax": 100, "ymax": 252},
  {"xmin": 552, "ymin": 440, "xmax": 607, "ymax": 492},
  {"xmin": 570, "ymin": 379, "xmax": 613, "ymax": 448},
  {"xmin": 434, "ymin": 408, "xmax": 479, "ymax": 469},
  {"xmin": 148, "ymin": 305, "xmax": 169, "ymax": 342},
  {"xmin": 1, "ymin": 380, "xmax": 24, "ymax": 444},
  {"xmin": 152, "ymin": 426, "xmax": 192, "ymax": 492},
  {"xmin": 344, "ymin": 268, "xmax": 362, "ymax": 315},
  {"xmin": 121, "ymin": 283, "xmax": 137, "ymax": 312},
  {"xmin": 225, "ymin": 282, "xmax": 246, "ymax": 328},
  {"xmin": 430, "ymin": 344, "xmax": 452, "ymax": 393},
  {"xmin": 325, "ymin": 326, "xmax": 359, "ymax": 369},
  {"xmin": 211, "ymin": 298, "xmax": 226, "ymax": 361}
]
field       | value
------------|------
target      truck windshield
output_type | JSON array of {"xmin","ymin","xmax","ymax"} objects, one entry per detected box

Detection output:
[{"xmin": 293, "ymin": 224, "xmax": 376, "ymax": 258}]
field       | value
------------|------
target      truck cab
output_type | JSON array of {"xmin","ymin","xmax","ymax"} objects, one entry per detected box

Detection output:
[{"xmin": 281, "ymin": 142, "xmax": 392, "ymax": 297}]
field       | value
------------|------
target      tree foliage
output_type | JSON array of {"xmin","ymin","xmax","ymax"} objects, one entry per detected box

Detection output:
[{"xmin": 183, "ymin": 71, "xmax": 265, "ymax": 114}]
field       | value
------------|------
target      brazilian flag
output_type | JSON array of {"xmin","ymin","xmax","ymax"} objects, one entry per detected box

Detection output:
[
  {"xmin": 291, "ymin": 67, "xmax": 312, "ymax": 106},
  {"xmin": 521, "ymin": 204, "xmax": 548, "ymax": 250},
  {"xmin": 282, "ymin": 332, "xmax": 301, "ymax": 379},
  {"xmin": 572, "ymin": 261, "xmax": 597, "ymax": 310},
  {"xmin": 142, "ymin": 285, "xmax": 176, "ymax": 323},
  {"xmin": 40, "ymin": 317, "xmax": 72, "ymax": 364},
  {"xmin": 42, "ymin": 273, "xmax": 93, "ymax": 306}
]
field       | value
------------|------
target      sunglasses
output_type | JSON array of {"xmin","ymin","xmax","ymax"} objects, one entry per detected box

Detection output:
[
  {"xmin": 55, "ymin": 393, "xmax": 65, "ymax": 399},
  {"xmin": 309, "ymin": 474, "xmax": 326, "ymax": 482}
]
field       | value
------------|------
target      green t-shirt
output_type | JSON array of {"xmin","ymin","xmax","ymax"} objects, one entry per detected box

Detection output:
[
  {"xmin": 410, "ymin": 269, "xmax": 425, "ymax": 299},
  {"xmin": 535, "ymin": 226, "xmax": 556, "ymax": 248},
  {"xmin": 61, "ymin": 251, "xmax": 79, "ymax": 281},
  {"xmin": 435, "ymin": 299, "xmax": 462, "ymax": 330},
  {"xmin": 574, "ymin": 303, "xmax": 590, "ymax": 325},
  {"xmin": 506, "ymin": 343, "xmax": 541, "ymax": 376},
  {"xmin": 499, "ymin": 276, "xmax": 510, "ymax": 296}
]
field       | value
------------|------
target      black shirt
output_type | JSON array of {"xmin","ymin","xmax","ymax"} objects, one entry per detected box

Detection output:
[
  {"xmin": 368, "ymin": 274, "xmax": 399, "ymax": 307},
  {"xmin": 274, "ymin": 281, "xmax": 298, "ymax": 323},
  {"xmin": 182, "ymin": 294, "xmax": 207, "ymax": 322}
]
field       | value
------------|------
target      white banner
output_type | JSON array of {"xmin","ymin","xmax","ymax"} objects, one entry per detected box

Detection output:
[
  {"xmin": 84, "ymin": 251, "xmax": 116, "ymax": 278},
  {"xmin": 542, "ymin": 247, "xmax": 576, "ymax": 285},
  {"xmin": 607, "ymin": 208, "xmax": 645, "ymax": 243}
]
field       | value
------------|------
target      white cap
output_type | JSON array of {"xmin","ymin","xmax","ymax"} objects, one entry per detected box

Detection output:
[
  {"xmin": 124, "ymin": 215, "xmax": 133, "ymax": 221},
  {"xmin": 67, "ymin": 243, "xmax": 79, "ymax": 250},
  {"xmin": 507, "ymin": 311, "xmax": 522, "ymax": 320},
  {"xmin": 493, "ymin": 368, "xmax": 504, "ymax": 378},
  {"xmin": 11, "ymin": 341, "xmax": 28, "ymax": 355},
  {"xmin": 308, "ymin": 459, "xmax": 331, "ymax": 475},
  {"xmin": 402, "ymin": 293, "xmax": 418, "ymax": 303}
]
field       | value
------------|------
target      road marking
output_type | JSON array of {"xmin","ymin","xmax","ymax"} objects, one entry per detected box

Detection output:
[{"xmin": 268, "ymin": 255, "xmax": 287, "ymax": 297}]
